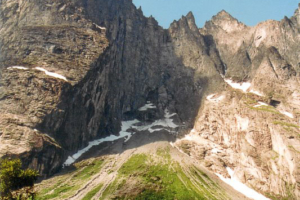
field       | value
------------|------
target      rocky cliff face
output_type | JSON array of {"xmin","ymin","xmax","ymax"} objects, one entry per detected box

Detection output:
[
  {"xmin": 178, "ymin": 5, "xmax": 300, "ymax": 199},
  {"xmin": 0, "ymin": 0, "xmax": 109, "ymax": 175},
  {"xmin": 0, "ymin": 0, "xmax": 299, "ymax": 198},
  {"xmin": 0, "ymin": 0, "xmax": 208, "ymax": 176}
]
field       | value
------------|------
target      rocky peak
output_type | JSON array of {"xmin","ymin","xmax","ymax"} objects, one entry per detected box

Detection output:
[
  {"xmin": 208, "ymin": 10, "xmax": 247, "ymax": 33},
  {"xmin": 214, "ymin": 10, "xmax": 235, "ymax": 20},
  {"xmin": 292, "ymin": 3, "xmax": 300, "ymax": 25},
  {"xmin": 185, "ymin": 11, "xmax": 198, "ymax": 31},
  {"xmin": 170, "ymin": 11, "xmax": 198, "ymax": 33}
]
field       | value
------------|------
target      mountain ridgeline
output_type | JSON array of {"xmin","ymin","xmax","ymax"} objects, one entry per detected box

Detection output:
[{"xmin": 0, "ymin": 0, "xmax": 299, "ymax": 199}]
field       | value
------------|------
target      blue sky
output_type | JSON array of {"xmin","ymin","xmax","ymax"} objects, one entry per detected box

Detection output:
[{"xmin": 132, "ymin": 0, "xmax": 299, "ymax": 28}]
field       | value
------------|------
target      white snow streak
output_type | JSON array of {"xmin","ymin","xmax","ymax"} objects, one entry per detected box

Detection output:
[
  {"xmin": 279, "ymin": 110, "xmax": 294, "ymax": 119},
  {"xmin": 184, "ymin": 135, "xmax": 194, "ymax": 141},
  {"xmin": 63, "ymin": 119, "xmax": 139, "ymax": 166},
  {"xmin": 7, "ymin": 66, "xmax": 29, "ymax": 70},
  {"xmin": 35, "ymin": 67, "xmax": 67, "ymax": 81},
  {"xmin": 132, "ymin": 109, "xmax": 178, "ymax": 133},
  {"xmin": 190, "ymin": 129, "xmax": 197, "ymax": 134},
  {"xmin": 93, "ymin": 23, "xmax": 106, "ymax": 30},
  {"xmin": 206, "ymin": 94, "xmax": 225, "ymax": 103},
  {"xmin": 173, "ymin": 131, "xmax": 206, "ymax": 146},
  {"xmin": 138, "ymin": 102, "xmax": 157, "ymax": 111},
  {"xmin": 253, "ymin": 102, "xmax": 268, "ymax": 108},
  {"xmin": 216, "ymin": 167, "xmax": 270, "ymax": 200},
  {"xmin": 224, "ymin": 79, "xmax": 251, "ymax": 92},
  {"xmin": 211, "ymin": 148, "xmax": 222, "ymax": 154},
  {"xmin": 250, "ymin": 89, "xmax": 263, "ymax": 96},
  {"xmin": 7, "ymin": 66, "xmax": 68, "ymax": 82}
]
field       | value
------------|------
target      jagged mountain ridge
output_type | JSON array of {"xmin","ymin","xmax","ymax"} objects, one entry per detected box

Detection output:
[{"xmin": 0, "ymin": 0, "xmax": 299, "ymax": 199}]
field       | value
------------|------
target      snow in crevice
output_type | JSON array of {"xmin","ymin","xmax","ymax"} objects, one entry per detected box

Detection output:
[
  {"xmin": 224, "ymin": 79, "xmax": 251, "ymax": 92},
  {"xmin": 63, "ymin": 119, "xmax": 139, "ymax": 166},
  {"xmin": 253, "ymin": 102, "xmax": 268, "ymax": 108},
  {"xmin": 138, "ymin": 102, "xmax": 157, "ymax": 111},
  {"xmin": 250, "ymin": 89, "xmax": 264, "ymax": 97},
  {"xmin": 35, "ymin": 67, "xmax": 68, "ymax": 81},
  {"xmin": 183, "ymin": 135, "xmax": 194, "ymax": 141},
  {"xmin": 211, "ymin": 148, "xmax": 222, "ymax": 154},
  {"xmin": 93, "ymin": 23, "xmax": 106, "ymax": 30},
  {"xmin": 206, "ymin": 94, "xmax": 225, "ymax": 103},
  {"xmin": 132, "ymin": 109, "xmax": 178, "ymax": 133},
  {"xmin": 7, "ymin": 66, "xmax": 29, "ymax": 70},
  {"xmin": 278, "ymin": 110, "xmax": 294, "ymax": 119},
  {"xmin": 216, "ymin": 167, "xmax": 270, "ymax": 200}
]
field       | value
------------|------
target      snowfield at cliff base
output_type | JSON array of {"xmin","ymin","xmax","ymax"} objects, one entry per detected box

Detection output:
[
  {"xmin": 64, "ymin": 107, "xmax": 178, "ymax": 166},
  {"xmin": 216, "ymin": 167, "xmax": 270, "ymax": 200}
]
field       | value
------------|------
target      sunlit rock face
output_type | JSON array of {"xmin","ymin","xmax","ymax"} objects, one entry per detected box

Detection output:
[
  {"xmin": 177, "ymin": 4, "xmax": 300, "ymax": 199},
  {"xmin": 0, "ymin": 0, "xmax": 299, "ymax": 198}
]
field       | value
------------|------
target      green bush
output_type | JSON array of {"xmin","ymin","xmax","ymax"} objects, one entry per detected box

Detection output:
[{"xmin": 0, "ymin": 158, "xmax": 39, "ymax": 200}]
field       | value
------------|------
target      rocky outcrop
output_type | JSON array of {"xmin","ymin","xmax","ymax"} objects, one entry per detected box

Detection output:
[
  {"xmin": 0, "ymin": 0, "xmax": 109, "ymax": 176},
  {"xmin": 175, "ymin": 89, "xmax": 299, "ymax": 199}
]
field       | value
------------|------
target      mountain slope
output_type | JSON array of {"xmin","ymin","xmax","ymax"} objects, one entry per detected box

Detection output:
[{"xmin": 36, "ymin": 133, "xmax": 250, "ymax": 200}]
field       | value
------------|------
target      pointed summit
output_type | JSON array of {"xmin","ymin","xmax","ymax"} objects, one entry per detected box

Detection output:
[
  {"xmin": 212, "ymin": 10, "xmax": 239, "ymax": 24},
  {"xmin": 170, "ymin": 11, "xmax": 199, "ymax": 31},
  {"xmin": 186, "ymin": 11, "xmax": 195, "ymax": 21},
  {"xmin": 215, "ymin": 10, "xmax": 235, "ymax": 19},
  {"xmin": 185, "ymin": 11, "xmax": 199, "ymax": 30},
  {"xmin": 292, "ymin": 3, "xmax": 300, "ymax": 24},
  {"xmin": 208, "ymin": 10, "xmax": 246, "ymax": 33}
]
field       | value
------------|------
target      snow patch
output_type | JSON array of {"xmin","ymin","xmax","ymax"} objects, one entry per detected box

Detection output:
[
  {"xmin": 216, "ymin": 167, "xmax": 270, "ymax": 200},
  {"xmin": 206, "ymin": 94, "xmax": 225, "ymax": 103},
  {"xmin": 35, "ymin": 67, "xmax": 68, "ymax": 81},
  {"xmin": 132, "ymin": 109, "xmax": 178, "ymax": 133},
  {"xmin": 7, "ymin": 66, "xmax": 28, "ymax": 70},
  {"xmin": 184, "ymin": 135, "xmax": 193, "ymax": 141},
  {"xmin": 279, "ymin": 110, "xmax": 294, "ymax": 119},
  {"xmin": 250, "ymin": 89, "xmax": 263, "ymax": 96},
  {"xmin": 93, "ymin": 23, "xmax": 106, "ymax": 30},
  {"xmin": 224, "ymin": 79, "xmax": 251, "ymax": 92},
  {"xmin": 254, "ymin": 102, "xmax": 268, "ymax": 108},
  {"xmin": 175, "ymin": 131, "xmax": 206, "ymax": 145},
  {"xmin": 190, "ymin": 129, "xmax": 197, "ymax": 134},
  {"xmin": 211, "ymin": 148, "xmax": 222, "ymax": 154},
  {"xmin": 63, "ymin": 119, "xmax": 139, "ymax": 166},
  {"xmin": 138, "ymin": 102, "xmax": 157, "ymax": 111}
]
